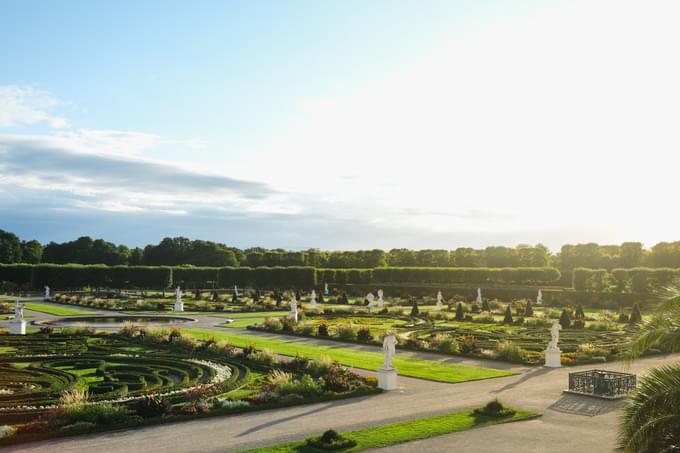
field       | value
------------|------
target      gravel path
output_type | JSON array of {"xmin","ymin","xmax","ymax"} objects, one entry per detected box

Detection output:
[{"xmin": 4, "ymin": 352, "xmax": 677, "ymax": 453}]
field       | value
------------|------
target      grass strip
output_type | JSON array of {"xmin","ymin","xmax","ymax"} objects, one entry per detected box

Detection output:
[
  {"xmin": 25, "ymin": 302, "xmax": 96, "ymax": 316},
  {"xmin": 238, "ymin": 407, "xmax": 538, "ymax": 452},
  {"xmin": 182, "ymin": 328, "xmax": 514, "ymax": 384}
]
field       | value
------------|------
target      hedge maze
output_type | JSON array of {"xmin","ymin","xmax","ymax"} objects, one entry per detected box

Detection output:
[{"xmin": 0, "ymin": 333, "xmax": 243, "ymax": 423}]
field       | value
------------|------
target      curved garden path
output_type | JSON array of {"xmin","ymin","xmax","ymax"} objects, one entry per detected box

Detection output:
[
  {"xmin": 1, "ymin": 298, "xmax": 677, "ymax": 453},
  {"xmin": 3, "ymin": 353, "xmax": 678, "ymax": 453}
]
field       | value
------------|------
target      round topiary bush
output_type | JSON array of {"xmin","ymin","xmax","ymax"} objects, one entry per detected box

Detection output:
[
  {"xmin": 305, "ymin": 429, "xmax": 357, "ymax": 451},
  {"xmin": 473, "ymin": 399, "xmax": 516, "ymax": 418}
]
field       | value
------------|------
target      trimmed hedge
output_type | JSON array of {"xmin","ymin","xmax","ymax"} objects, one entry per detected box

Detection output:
[
  {"xmin": 369, "ymin": 267, "xmax": 560, "ymax": 284},
  {"xmin": 573, "ymin": 267, "xmax": 680, "ymax": 294}
]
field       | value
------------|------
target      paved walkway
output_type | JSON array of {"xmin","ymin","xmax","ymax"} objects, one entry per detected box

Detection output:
[
  {"xmin": 1, "ymin": 297, "xmax": 676, "ymax": 453},
  {"xmin": 5, "ymin": 352, "xmax": 678, "ymax": 453}
]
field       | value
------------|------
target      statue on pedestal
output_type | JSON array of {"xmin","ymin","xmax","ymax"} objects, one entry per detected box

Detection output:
[
  {"xmin": 381, "ymin": 334, "xmax": 397, "ymax": 370},
  {"xmin": 289, "ymin": 295, "xmax": 298, "ymax": 322},
  {"xmin": 476, "ymin": 288, "xmax": 483, "ymax": 305},
  {"xmin": 366, "ymin": 292, "xmax": 375, "ymax": 312},
  {"xmin": 324, "ymin": 283, "xmax": 329, "ymax": 295},
  {"xmin": 436, "ymin": 291, "xmax": 443, "ymax": 309},
  {"xmin": 309, "ymin": 290, "xmax": 317, "ymax": 308},
  {"xmin": 14, "ymin": 302, "xmax": 25, "ymax": 321},
  {"xmin": 174, "ymin": 286, "xmax": 184, "ymax": 312},
  {"xmin": 537, "ymin": 289, "xmax": 543, "ymax": 305},
  {"xmin": 548, "ymin": 321, "xmax": 562, "ymax": 350},
  {"xmin": 44, "ymin": 286, "xmax": 51, "ymax": 301},
  {"xmin": 377, "ymin": 289, "xmax": 384, "ymax": 309}
]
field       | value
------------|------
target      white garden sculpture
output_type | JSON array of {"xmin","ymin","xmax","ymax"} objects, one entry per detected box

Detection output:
[
  {"xmin": 10, "ymin": 300, "xmax": 26, "ymax": 335},
  {"xmin": 436, "ymin": 291, "xmax": 443, "ymax": 309},
  {"xmin": 377, "ymin": 289, "xmax": 384, "ymax": 309},
  {"xmin": 289, "ymin": 295, "xmax": 298, "ymax": 322},
  {"xmin": 378, "ymin": 333, "xmax": 398, "ymax": 390},
  {"xmin": 44, "ymin": 285, "xmax": 51, "ymax": 301},
  {"xmin": 476, "ymin": 288, "xmax": 482, "ymax": 305},
  {"xmin": 309, "ymin": 290, "xmax": 317, "ymax": 309},
  {"xmin": 366, "ymin": 292, "xmax": 375, "ymax": 312},
  {"xmin": 537, "ymin": 289, "xmax": 543, "ymax": 305},
  {"xmin": 545, "ymin": 321, "xmax": 562, "ymax": 367},
  {"xmin": 174, "ymin": 286, "xmax": 184, "ymax": 312}
]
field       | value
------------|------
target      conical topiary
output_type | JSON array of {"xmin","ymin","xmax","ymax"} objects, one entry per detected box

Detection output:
[
  {"xmin": 524, "ymin": 300, "xmax": 534, "ymax": 317},
  {"xmin": 559, "ymin": 309, "xmax": 572, "ymax": 328},
  {"xmin": 629, "ymin": 303, "xmax": 643, "ymax": 324},
  {"xmin": 455, "ymin": 302, "xmax": 465, "ymax": 321},
  {"xmin": 503, "ymin": 305, "xmax": 514, "ymax": 324}
]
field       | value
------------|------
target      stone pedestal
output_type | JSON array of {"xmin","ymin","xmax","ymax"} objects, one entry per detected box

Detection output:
[
  {"xmin": 544, "ymin": 348, "xmax": 562, "ymax": 367},
  {"xmin": 378, "ymin": 367, "xmax": 398, "ymax": 390},
  {"xmin": 174, "ymin": 301, "xmax": 184, "ymax": 312},
  {"xmin": 10, "ymin": 320, "xmax": 26, "ymax": 335}
]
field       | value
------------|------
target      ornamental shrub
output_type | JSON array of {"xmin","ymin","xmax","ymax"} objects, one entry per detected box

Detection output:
[
  {"xmin": 336, "ymin": 324, "xmax": 357, "ymax": 341},
  {"xmin": 524, "ymin": 301, "xmax": 533, "ymax": 317},
  {"xmin": 318, "ymin": 323, "xmax": 329, "ymax": 337},
  {"xmin": 629, "ymin": 303, "xmax": 642, "ymax": 324},
  {"xmin": 357, "ymin": 327, "xmax": 372, "ymax": 342},
  {"xmin": 305, "ymin": 429, "xmax": 357, "ymax": 451},
  {"xmin": 481, "ymin": 299, "xmax": 491, "ymax": 312},
  {"xmin": 134, "ymin": 393, "xmax": 171, "ymax": 419},
  {"xmin": 410, "ymin": 300, "xmax": 420, "ymax": 317},
  {"xmin": 473, "ymin": 399, "xmax": 515, "ymax": 417},
  {"xmin": 503, "ymin": 305, "xmax": 513, "ymax": 324},
  {"xmin": 455, "ymin": 303, "xmax": 465, "ymax": 321},
  {"xmin": 575, "ymin": 304, "xmax": 585, "ymax": 320},
  {"xmin": 64, "ymin": 403, "xmax": 129, "ymax": 426},
  {"xmin": 457, "ymin": 335, "xmax": 477, "ymax": 354},
  {"xmin": 559, "ymin": 309, "xmax": 572, "ymax": 328}
]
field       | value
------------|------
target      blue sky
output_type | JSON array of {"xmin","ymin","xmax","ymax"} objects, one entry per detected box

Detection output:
[{"xmin": 1, "ymin": 0, "xmax": 679, "ymax": 250}]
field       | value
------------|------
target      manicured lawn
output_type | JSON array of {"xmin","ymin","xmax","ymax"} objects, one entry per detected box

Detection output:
[
  {"xmin": 25, "ymin": 303, "xmax": 96, "ymax": 316},
  {"xmin": 182, "ymin": 328, "xmax": 514, "ymax": 384},
  {"xmin": 238, "ymin": 407, "xmax": 538, "ymax": 452}
]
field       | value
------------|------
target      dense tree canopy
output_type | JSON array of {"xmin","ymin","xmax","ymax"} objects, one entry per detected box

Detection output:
[{"xmin": 2, "ymin": 229, "xmax": 680, "ymax": 270}]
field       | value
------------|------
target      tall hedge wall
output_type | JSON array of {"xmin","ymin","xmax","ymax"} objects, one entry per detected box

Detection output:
[
  {"xmin": 573, "ymin": 267, "xmax": 680, "ymax": 294},
  {"xmin": 0, "ymin": 264, "xmax": 559, "ymax": 290}
]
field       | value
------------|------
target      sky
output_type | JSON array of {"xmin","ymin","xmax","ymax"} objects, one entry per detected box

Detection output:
[{"xmin": 1, "ymin": 0, "xmax": 679, "ymax": 251}]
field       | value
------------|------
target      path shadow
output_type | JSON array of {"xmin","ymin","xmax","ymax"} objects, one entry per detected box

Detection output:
[
  {"xmin": 491, "ymin": 366, "xmax": 551, "ymax": 394},
  {"xmin": 548, "ymin": 393, "xmax": 621, "ymax": 417},
  {"xmin": 236, "ymin": 397, "xmax": 367, "ymax": 437}
]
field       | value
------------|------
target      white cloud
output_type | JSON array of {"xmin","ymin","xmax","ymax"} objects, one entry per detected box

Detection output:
[{"xmin": 0, "ymin": 85, "xmax": 69, "ymax": 129}]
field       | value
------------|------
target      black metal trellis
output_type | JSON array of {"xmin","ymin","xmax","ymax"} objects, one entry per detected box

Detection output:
[{"xmin": 566, "ymin": 369, "xmax": 636, "ymax": 399}]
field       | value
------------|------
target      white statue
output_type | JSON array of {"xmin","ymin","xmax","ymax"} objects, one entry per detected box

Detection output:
[
  {"xmin": 366, "ymin": 292, "xmax": 375, "ymax": 312},
  {"xmin": 381, "ymin": 334, "xmax": 398, "ymax": 370},
  {"xmin": 309, "ymin": 290, "xmax": 317, "ymax": 308},
  {"xmin": 436, "ymin": 291, "xmax": 443, "ymax": 309},
  {"xmin": 476, "ymin": 288, "xmax": 482, "ymax": 305},
  {"xmin": 289, "ymin": 295, "xmax": 298, "ymax": 322},
  {"xmin": 14, "ymin": 302, "xmax": 25, "ymax": 321},
  {"xmin": 174, "ymin": 286, "xmax": 184, "ymax": 312},
  {"xmin": 234, "ymin": 285, "xmax": 239, "ymax": 297},
  {"xmin": 44, "ymin": 286, "xmax": 50, "ymax": 300},
  {"xmin": 548, "ymin": 321, "xmax": 562, "ymax": 350},
  {"xmin": 377, "ymin": 289, "xmax": 384, "ymax": 309},
  {"xmin": 10, "ymin": 300, "xmax": 27, "ymax": 335},
  {"xmin": 324, "ymin": 283, "xmax": 329, "ymax": 295},
  {"xmin": 537, "ymin": 289, "xmax": 543, "ymax": 305}
]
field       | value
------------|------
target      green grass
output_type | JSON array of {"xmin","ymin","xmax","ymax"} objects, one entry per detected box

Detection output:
[
  {"xmin": 182, "ymin": 328, "xmax": 514, "ymax": 384},
  {"xmin": 238, "ymin": 407, "xmax": 538, "ymax": 453},
  {"xmin": 25, "ymin": 303, "xmax": 96, "ymax": 316}
]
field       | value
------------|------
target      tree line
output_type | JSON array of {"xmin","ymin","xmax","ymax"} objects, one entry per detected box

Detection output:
[{"xmin": 1, "ymin": 229, "xmax": 680, "ymax": 270}]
